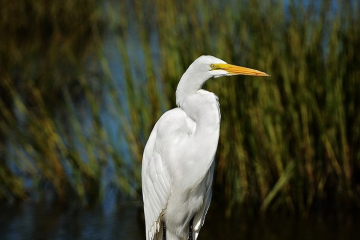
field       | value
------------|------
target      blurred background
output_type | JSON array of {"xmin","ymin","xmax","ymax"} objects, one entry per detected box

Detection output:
[{"xmin": 0, "ymin": 0, "xmax": 360, "ymax": 239}]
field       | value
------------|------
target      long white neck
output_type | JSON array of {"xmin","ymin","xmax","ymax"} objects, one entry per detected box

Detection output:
[
  {"xmin": 175, "ymin": 65, "xmax": 221, "ymax": 182},
  {"xmin": 175, "ymin": 62, "xmax": 220, "ymax": 133},
  {"xmin": 176, "ymin": 64, "xmax": 210, "ymax": 107}
]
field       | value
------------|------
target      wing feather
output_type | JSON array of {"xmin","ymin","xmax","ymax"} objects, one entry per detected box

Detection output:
[
  {"xmin": 142, "ymin": 108, "xmax": 195, "ymax": 240},
  {"xmin": 142, "ymin": 124, "xmax": 172, "ymax": 240},
  {"xmin": 193, "ymin": 160, "xmax": 215, "ymax": 239}
]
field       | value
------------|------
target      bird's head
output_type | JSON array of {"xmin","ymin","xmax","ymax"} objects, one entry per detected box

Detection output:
[
  {"xmin": 176, "ymin": 55, "xmax": 269, "ymax": 106},
  {"xmin": 190, "ymin": 55, "xmax": 269, "ymax": 79}
]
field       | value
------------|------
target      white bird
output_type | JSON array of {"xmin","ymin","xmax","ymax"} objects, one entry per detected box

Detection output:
[{"xmin": 142, "ymin": 55, "xmax": 269, "ymax": 240}]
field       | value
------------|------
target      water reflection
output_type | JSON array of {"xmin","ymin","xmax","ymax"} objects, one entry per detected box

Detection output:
[
  {"xmin": 1, "ymin": 202, "xmax": 359, "ymax": 240},
  {"xmin": 0, "ymin": 202, "xmax": 144, "ymax": 240}
]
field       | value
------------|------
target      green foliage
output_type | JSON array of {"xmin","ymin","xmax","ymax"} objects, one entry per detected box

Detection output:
[
  {"xmin": 111, "ymin": 0, "xmax": 360, "ymax": 215},
  {"xmin": 0, "ymin": 0, "xmax": 136, "ymax": 204},
  {"xmin": 1, "ymin": 0, "xmax": 360, "ymax": 216}
]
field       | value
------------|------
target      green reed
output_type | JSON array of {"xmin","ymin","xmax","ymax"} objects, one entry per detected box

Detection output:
[
  {"xmin": 1, "ymin": 0, "xmax": 359, "ymax": 216},
  {"xmin": 0, "ymin": 0, "xmax": 135, "ymax": 204},
  {"xmin": 109, "ymin": 0, "xmax": 360, "ymax": 215}
]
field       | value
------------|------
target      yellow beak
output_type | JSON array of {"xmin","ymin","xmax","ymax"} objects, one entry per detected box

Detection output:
[{"xmin": 213, "ymin": 63, "xmax": 270, "ymax": 77}]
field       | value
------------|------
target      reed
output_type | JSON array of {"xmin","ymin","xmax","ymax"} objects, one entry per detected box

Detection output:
[
  {"xmin": 1, "ymin": 0, "xmax": 359, "ymax": 216},
  {"xmin": 109, "ymin": 0, "xmax": 360, "ymax": 215}
]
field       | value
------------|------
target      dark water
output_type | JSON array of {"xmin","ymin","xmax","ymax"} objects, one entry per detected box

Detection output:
[{"xmin": 1, "ymin": 202, "xmax": 359, "ymax": 240}]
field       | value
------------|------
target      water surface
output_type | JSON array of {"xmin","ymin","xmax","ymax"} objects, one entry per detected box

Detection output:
[{"xmin": 1, "ymin": 202, "xmax": 359, "ymax": 240}]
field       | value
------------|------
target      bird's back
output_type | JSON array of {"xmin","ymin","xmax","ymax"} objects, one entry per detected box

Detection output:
[{"xmin": 142, "ymin": 107, "xmax": 215, "ymax": 240}]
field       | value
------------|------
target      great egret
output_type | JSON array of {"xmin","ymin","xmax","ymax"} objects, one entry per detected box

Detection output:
[{"xmin": 142, "ymin": 55, "xmax": 269, "ymax": 240}]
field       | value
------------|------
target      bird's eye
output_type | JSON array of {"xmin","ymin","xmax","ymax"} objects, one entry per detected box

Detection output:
[{"xmin": 210, "ymin": 64, "xmax": 216, "ymax": 69}]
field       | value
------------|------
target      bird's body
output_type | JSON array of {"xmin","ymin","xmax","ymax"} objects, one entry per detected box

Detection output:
[
  {"xmin": 142, "ymin": 90, "xmax": 219, "ymax": 240},
  {"xmin": 142, "ymin": 56, "xmax": 269, "ymax": 240}
]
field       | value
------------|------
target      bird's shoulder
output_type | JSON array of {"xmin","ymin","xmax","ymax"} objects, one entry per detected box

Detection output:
[
  {"xmin": 143, "ymin": 107, "xmax": 195, "ymax": 162},
  {"xmin": 156, "ymin": 107, "xmax": 195, "ymax": 137}
]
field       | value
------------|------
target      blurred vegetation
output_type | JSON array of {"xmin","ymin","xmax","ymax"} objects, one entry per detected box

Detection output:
[{"xmin": 0, "ymin": 0, "xmax": 360, "ymax": 217}]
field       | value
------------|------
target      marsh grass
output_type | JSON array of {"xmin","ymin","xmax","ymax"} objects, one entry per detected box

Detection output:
[{"xmin": 1, "ymin": 0, "xmax": 359, "ymax": 216}]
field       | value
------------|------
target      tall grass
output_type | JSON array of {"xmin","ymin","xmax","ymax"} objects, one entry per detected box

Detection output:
[
  {"xmin": 0, "ymin": 0, "xmax": 138, "ymax": 204},
  {"xmin": 107, "ymin": 0, "xmax": 360, "ymax": 215},
  {"xmin": 1, "ymin": 0, "xmax": 359, "ymax": 216}
]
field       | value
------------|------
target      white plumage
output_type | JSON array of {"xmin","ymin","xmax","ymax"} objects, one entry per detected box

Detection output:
[{"xmin": 142, "ymin": 55, "xmax": 269, "ymax": 240}]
